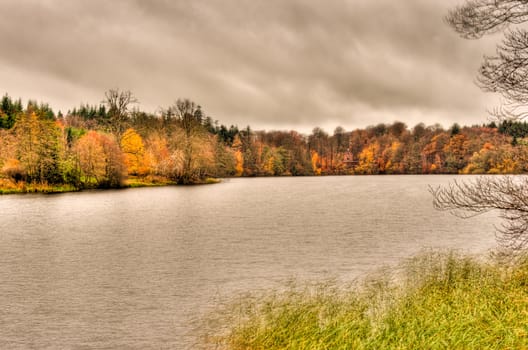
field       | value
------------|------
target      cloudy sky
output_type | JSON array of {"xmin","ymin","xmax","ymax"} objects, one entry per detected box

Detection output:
[{"xmin": 0, "ymin": 0, "xmax": 500, "ymax": 133}]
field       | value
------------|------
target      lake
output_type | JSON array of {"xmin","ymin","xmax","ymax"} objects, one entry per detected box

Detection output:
[{"xmin": 0, "ymin": 176, "xmax": 499, "ymax": 349}]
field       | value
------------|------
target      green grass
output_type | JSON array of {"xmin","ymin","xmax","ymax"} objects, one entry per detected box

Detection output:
[{"xmin": 203, "ymin": 251, "xmax": 528, "ymax": 349}]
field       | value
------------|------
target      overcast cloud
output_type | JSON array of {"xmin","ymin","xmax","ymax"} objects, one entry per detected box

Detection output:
[{"xmin": 0, "ymin": 0, "xmax": 500, "ymax": 133}]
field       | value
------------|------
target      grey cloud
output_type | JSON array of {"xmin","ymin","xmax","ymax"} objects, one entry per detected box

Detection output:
[{"xmin": 0, "ymin": 0, "xmax": 499, "ymax": 132}]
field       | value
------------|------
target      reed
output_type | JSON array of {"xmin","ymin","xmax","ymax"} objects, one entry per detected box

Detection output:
[{"xmin": 203, "ymin": 251, "xmax": 528, "ymax": 349}]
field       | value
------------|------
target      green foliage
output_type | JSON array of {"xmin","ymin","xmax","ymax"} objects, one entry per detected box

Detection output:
[
  {"xmin": 69, "ymin": 104, "xmax": 107, "ymax": 122},
  {"xmin": 0, "ymin": 94, "xmax": 22, "ymax": 129},
  {"xmin": 498, "ymin": 120, "xmax": 528, "ymax": 140},
  {"xmin": 65, "ymin": 126, "xmax": 86, "ymax": 146},
  {"xmin": 450, "ymin": 123, "xmax": 461, "ymax": 136},
  {"xmin": 216, "ymin": 125, "xmax": 239, "ymax": 145},
  {"xmin": 204, "ymin": 251, "xmax": 528, "ymax": 350},
  {"xmin": 27, "ymin": 100, "xmax": 55, "ymax": 121},
  {"xmin": 60, "ymin": 155, "xmax": 82, "ymax": 188}
]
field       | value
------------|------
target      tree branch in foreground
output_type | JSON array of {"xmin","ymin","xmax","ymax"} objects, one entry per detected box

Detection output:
[
  {"xmin": 430, "ymin": 176, "xmax": 528, "ymax": 250},
  {"xmin": 446, "ymin": 0, "xmax": 528, "ymax": 39}
]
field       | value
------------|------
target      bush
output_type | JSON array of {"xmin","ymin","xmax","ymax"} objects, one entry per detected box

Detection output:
[{"xmin": 1, "ymin": 158, "xmax": 26, "ymax": 182}]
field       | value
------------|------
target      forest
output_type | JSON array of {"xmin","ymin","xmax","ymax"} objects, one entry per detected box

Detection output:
[{"xmin": 1, "ymin": 89, "xmax": 528, "ymax": 192}]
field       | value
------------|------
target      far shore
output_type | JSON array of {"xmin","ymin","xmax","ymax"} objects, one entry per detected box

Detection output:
[
  {"xmin": 0, "ymin": 173, "xmax": 524, "ymax": 195},
  {"xmin": 0, "ymin": 177, "xmax": 221, "ymax": 195}
]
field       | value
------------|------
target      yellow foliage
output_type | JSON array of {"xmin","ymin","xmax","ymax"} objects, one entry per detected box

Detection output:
[
  {"xmin": 232, "ymin": 135, "xmax": 242, "ymax": 149},
  {"xmin": 311, "ymin": 151, "xmax": 321, "ymax": 175},
  {"xmin": 75, "ymin": 131, "xmax": 107, "ymax": 182},
  {"xmin": 264, "ymin": 155, "xmax": 275, "ymax": 176},
  {"xmin": 490, "ymin": 159, "xmax": 519, "ymax": 174},
  {"xmin": 235, "ymin": 150, "xmax": 244, "ymax": 176},
  {"xmin": 356, "ymin": 143, "xmax": 380, "ymax": 174},
  {"xmin": 391, "ymin": 141, "xmax": 401, "ymax": 152},
  {"xmin": 1, "ymin": 158, "xmax": 25, "ymax": 180},
  {"xmin": 145, "ymin": 133, "xmax": 170, "ymax": 174},
  {"xmin": 120, "ymin": 128, "xmax": 149, "ymax": 176},
  {"xmin": 2, "ymin": 158, "xmax": 21, "ymax": 170}
]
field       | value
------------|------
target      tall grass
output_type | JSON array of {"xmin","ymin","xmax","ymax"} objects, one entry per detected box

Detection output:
[
  {"xmin": 202, "ymin": 251, "xmax": 528, "ymax": 349},
  {"xmin": 0, "ymin": 179, "xmax": 77, "ymax": 194}
]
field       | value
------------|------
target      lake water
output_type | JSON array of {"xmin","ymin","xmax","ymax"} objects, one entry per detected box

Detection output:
[{"xmin": 0, "ymin": 176, "xmax": 500, "ymax": 349}]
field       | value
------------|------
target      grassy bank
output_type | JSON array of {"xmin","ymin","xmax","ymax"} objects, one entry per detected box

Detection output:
[
  {"xmin": 0, "ymin": 179, "xmax": 79, "ymax": 194},
  {"xmin": 0, "ymin": 176, "xmax": 221, "ymax": 194},
  {"xmin": 203, "ymin": 251, "xmax": 528, "ymax": 349}
]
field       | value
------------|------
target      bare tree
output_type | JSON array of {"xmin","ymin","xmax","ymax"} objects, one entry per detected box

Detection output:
[
  {"xmin": 173, "ymin": 99, "xmax": 203, "ymax": 138},
  {"xmin": 447, "ymin": 1, "xmax": 528, "ymax": 119},
  {"xmin": 165, "ymin": 99, "xmax": 208, "ymax": 184},
  {"xmin": 435, "ymin": 1, "xmax": 528, "ymax": 251},
  {"xmin": 104, "ymin": 89, "xmax": 138, "ymax": 140}
]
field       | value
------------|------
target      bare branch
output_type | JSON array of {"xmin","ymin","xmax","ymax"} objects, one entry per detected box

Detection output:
[
  {"xmin": 477, "ymin": 29, "xmax": 528, "ymax": 107},
  {"xmin": 440, "ymin": 1, "xmax": 528, "ymax": 253},
  {"xmin": 431, "ymin": 176, "xmax": 528, "ymax": 250},
  {"xmin": 446, "ymin": 0, "xmax": 528, "ymax": 39},
  {"xmin": 447, "ymin": 1, "xmax": 528, "ymax": 119},
  {"xmin": 489, "ymin": 99, "xmax": 528, "ymax": 120},
  {"xmin": 103, "ymin": 89, "xmax": 138, "ymax": 140}
]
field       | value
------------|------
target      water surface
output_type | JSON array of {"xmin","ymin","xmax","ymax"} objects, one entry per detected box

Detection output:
[{"xmin": 0, "ymin": 176, "xmax": 499, "ymax": 348}]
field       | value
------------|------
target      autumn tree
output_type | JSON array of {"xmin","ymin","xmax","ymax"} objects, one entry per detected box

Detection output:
[
  {"xmin": 13, "ymin": 111, "xmax": 63, "ymax": 183},
  {"xmin": 238, "ymin": 126, "xmax": 258, "ymax": 176},
  {"xmin": 308, "ymin": 127, "xmax": 330, "ymax": 174},
  {"xmin": 422, "ymin": 133, "xmax": 449, "ymax": 173},
  {"xmin": 443, "ymin": 134, "xmax": 470, "ymax": 173},
  {"xmin": 144, "ymin": 132, "xmax": 171, "ymax": 178},
  {"xmin": 212, "ymin": 136, "xmax": 237, "ymax": 177},
  {"xmin": 232, "ymin": 134, "xmax": 244, "ymax": 176},
  {"xmin": 74, "ymin": 131, "xmax": 126, "ymax": 188},
  {"xmin": 355, "ymin": 142, "xmax": 381, "ymax": 174},
  {"xmin": 382, "ymin": 141, "xmax": 404, "ymax": 174},
  {"xmin": 0, "ymin": 130, "xmax": 21, "ymax": 180},
  {"xmin": 120, "ymin": 128, "xmax": 149, "ymax": 176}
]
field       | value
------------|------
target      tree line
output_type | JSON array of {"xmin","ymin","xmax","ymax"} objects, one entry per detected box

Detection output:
[{"xmin": 0, "ymin": 89, "xmax": 527, "ymax": 189}]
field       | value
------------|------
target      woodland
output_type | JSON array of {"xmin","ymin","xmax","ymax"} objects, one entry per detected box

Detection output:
[{"xmin": 0, "ymin": 89, "xmax": 527, "ymax": 192}]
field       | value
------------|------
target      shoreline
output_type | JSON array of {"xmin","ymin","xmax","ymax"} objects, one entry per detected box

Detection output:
[
  {"xmin": 0, "ymin": 177, "xmax": 221, "ymax": 195},
  {"xmin": 0, "ymin": 173, "xmax": 524, "ymax": 195}
]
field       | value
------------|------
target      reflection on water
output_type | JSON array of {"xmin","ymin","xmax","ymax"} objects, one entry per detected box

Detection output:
[{"xmin": 0, "ymin": 176, "xmax": 498, "ymax": 348}]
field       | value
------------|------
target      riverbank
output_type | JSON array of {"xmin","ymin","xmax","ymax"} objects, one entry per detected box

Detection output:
[
  {"xmin": 0, "ymin": 176, "xmax": 221, "ymax": 194},
  {"xmin": 203, "ymin": 251, "xmax": 528, "ymax": 349}
]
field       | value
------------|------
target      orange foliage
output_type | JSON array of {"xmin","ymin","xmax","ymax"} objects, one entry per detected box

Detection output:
[
  {"xmin": 120, "ymin": 128, "xmax": 150, "ymax": 176},
  {"xmin": 75, "ymin": 131, "xmax": 126, "ymax": 186},
  {"xmin": 311, "ymin": 151, "xmax": 321, "ymax": 175},
  {"xmin": 235, "ymin": 150, "xmax": 244, "ymax": 176}
]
